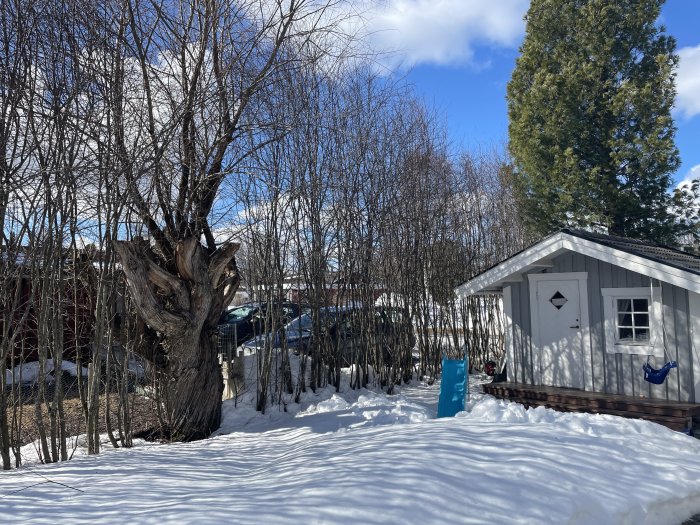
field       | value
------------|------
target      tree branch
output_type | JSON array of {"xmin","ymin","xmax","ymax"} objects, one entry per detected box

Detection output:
[
  {"xmin": 113, "ymin": 239, "xmax": 190, "ymax": 333},
  {"xmin": 209, "ymin": 242, "xmax": 240, "ymax": 288}
]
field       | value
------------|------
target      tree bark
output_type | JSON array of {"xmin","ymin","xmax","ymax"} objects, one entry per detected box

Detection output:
[{"xmin": 113, "ymin": 237, "xmax": 239, "ymax": 441}]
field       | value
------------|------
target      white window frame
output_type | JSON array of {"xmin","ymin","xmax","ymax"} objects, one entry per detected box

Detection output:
[{"xmin": 601, "ymin": 287, "xmax": 662, "ymax": 356}]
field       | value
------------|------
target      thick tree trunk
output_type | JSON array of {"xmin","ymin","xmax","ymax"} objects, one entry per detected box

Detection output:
[
  {"xmin": 113, "ymin": 237, "xmax": 239, "ymax": 441},
  {"xmin": 164, "ymin": 331, "xmax": 224, "ymax": 441}
]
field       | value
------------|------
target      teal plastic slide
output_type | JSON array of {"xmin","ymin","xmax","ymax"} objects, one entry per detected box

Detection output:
[{"xmin": 437, "ymin": 354, "xmax": 468, "ymax": 418}]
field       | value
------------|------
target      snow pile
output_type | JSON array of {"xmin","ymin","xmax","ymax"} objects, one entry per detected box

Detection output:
[
  {"xmin": 1, "ymin": 374, "xmax": 700, "ymax": 524},
  {"xmin": 4, "ymin": 359, "xmax": 89, "ymax": 385},
  {"xmin": 4, "ymin": 358, "xmax": 143, "ymax": 386},
  {"xmin": 216, "ymin": 376, "xmax": 436, "ymax": 436}
]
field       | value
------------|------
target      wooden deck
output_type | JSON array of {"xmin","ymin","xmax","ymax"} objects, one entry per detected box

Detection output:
[{"xmin": 482, "ymin": 382, "xmax": 700, "ymax": 433}]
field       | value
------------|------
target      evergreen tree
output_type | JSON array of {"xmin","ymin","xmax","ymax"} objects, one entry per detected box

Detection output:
[{"xmin": 507, "ymin": 0, "xmax": 680, "ymax": 243}]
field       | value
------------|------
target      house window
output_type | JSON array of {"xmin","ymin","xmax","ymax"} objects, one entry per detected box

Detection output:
[
  {"xmin": 616, "ymin": 298, "xmax": 650, "ymax": 343},
  {"xmin": 601, "ymin": 287, "xmax": 661, "ymax": 356}
]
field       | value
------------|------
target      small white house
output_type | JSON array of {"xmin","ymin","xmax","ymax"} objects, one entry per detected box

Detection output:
[{"xmin": 456, "ymin": 229, "xmax": 700, "ymax": 404}]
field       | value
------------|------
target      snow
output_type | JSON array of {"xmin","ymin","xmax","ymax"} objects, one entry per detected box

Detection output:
[
  {"xmin": 4, "ymin": 358, "xmax": 141, "ymax": 385},
  {"xmin": 2, "ymin": 368, "xmax": 700, "ymax": 524},
  {"xmin": 4, "ymin": 359, "xmax": 89, "ymax": 385}
]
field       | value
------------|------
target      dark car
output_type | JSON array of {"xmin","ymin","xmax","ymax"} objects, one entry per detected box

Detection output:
[
  {"xmin": 244, "ymin": 305, "xmax": 416, "ymax": 366},
  {"xmin": 217, "ymin": 302, "xmax": 303, "ymax": 355},
  {"xmin": 322, "ymin": 306, "xmax": 416, "ymax": 366},
  {"xmin": 243, "ymin": 306, "xmax": 339, "ymax": 353}
]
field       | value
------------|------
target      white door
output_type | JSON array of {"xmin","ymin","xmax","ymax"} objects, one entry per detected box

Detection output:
[{"xmin": 533, "ymin": 277, "xmax": 585, "ymax": 389}]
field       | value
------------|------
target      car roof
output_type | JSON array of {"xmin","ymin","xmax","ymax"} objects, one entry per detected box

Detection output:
[{"xmin": 229, "ymin": 301, "xmax": 301, "ymax": 309}]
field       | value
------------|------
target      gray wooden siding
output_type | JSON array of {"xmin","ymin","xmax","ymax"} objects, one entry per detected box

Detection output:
[{"xmin": 506, "ymin": 251, "xmax": 696, "ymax": 403}]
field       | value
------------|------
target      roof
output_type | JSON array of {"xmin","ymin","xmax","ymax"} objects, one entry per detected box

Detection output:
[
  {"xmin": 456, "ymin": 229, "xmax": 700, "ymax": 296},
  {"xmin": 563, "ymin": 229, "xmax": 700, "ymax": 274}
]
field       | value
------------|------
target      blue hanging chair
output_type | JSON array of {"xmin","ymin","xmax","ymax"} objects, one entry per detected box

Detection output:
[
  {"xmin": 642, "ymin": 360, "xmax": 678, "ymax": 385},
  {"xmin": 641, "ymin": 282, "xmax": 678, "ymax": 386}
]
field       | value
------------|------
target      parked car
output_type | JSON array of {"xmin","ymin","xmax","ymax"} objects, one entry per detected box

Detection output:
[
  {"xmin": 243, "ymin": 306, "xmax": 338, "ymax": 353},
  {"xmin": 244, "ymin": 305, "xmax": 416, "ymax": 366},
  {"xmin": 216, "ymin": 302, "xmax": 304, "ymax": 354},
  {"xmin": 324, "ymin": 306, "xmax": 416, "ymax": 366}
]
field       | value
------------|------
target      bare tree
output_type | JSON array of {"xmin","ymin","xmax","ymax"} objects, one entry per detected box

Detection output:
[
  {"xmin": 0, "ymin": 0, "xmax": 40, "ymax": 470},
  {"xmin": 106, "ymin": 0, "xmax": 350, "ymax": 440}
]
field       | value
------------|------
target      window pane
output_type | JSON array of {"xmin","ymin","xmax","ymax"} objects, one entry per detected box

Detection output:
[
  {"xmin": 618, "ymin": 327, "xmax": 634, "ymax": 341},
  {"xmin": 634, "ymin": 314, "xmax": 649, "ymax": 328},
  {"xmin": 635, "ymin": 328, "xmax": 650, "ymax": 341},
  {"xmin": 618, "ymin": 313, "xmax": 633, "ymax": 327},
  {"xmin": 617, "ymin": 299, "xmax": 632, "ymax": 312},
  {"xmin": 632, "ymin": 299, "xmax": 649, "ymax": 312}
]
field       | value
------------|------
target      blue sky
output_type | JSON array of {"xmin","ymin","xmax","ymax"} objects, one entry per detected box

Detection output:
[{"xmin": 359, "ymin": 0, "xmax": 700, "ymax": 185}]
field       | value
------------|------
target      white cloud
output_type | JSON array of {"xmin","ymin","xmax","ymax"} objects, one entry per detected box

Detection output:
[
  {"xmin": 352, "ymin": 0, "xmax": 528, "ymax": 70},
  {"xmin": 676, "ymin": 45, "xmax": 700, "ymax": 119},
  {"xmin": 677, "ymin": 164, "xmax": 700, "ymax": 189}
]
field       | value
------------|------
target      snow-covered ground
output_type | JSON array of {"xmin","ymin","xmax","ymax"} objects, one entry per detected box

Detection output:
[{"xmin": 2, "ymin": 366, "xmax": 700, "ymax": 524}]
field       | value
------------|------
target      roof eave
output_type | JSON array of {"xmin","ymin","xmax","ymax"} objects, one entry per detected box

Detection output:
[
  {"xmin": 456, "ymin": 232, "xmax": 569, "ymax": 297},
  {"xmin": 456, "ymin": 231, "xmax": 700, "ymax": 297}
]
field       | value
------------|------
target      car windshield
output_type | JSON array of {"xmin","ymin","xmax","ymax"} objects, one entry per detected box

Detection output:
[{"xmin": 222, "ymin": 306, "xmax": 255, "ymax": 323}]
